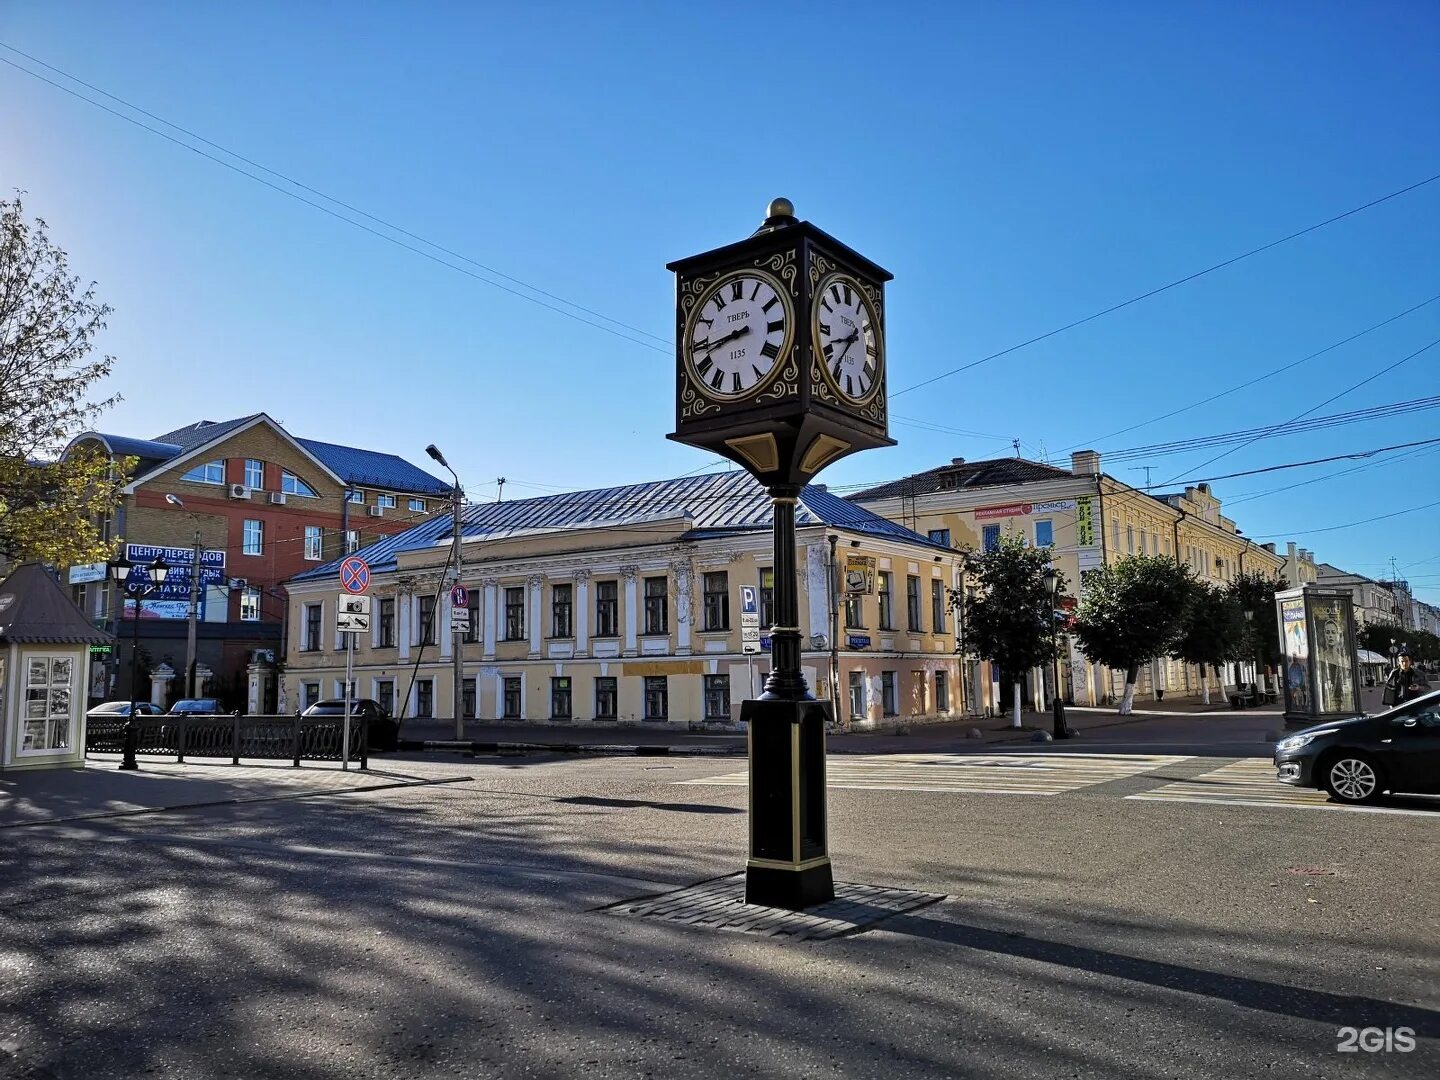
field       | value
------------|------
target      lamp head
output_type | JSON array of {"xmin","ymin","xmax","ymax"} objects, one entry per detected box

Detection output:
[
  {"xmin": 164, "ymin": 494, "xmax": 184, "ymax": 507},
  {"xmin": 1042, "ymin": 566, "xmax": 1059, "ymax": 595},
  {"xmin": 149, "ymin": 555, "xmax": 170, "ymax": 586},
  {"xmin": 425, "ymin": 444, "xmax": 449, "ymax": 468}
]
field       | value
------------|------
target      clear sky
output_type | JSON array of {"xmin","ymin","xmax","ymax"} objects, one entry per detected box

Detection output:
[{"xmin": 4, "ymin": 2, "xmax": 1438, "ymax": 599}]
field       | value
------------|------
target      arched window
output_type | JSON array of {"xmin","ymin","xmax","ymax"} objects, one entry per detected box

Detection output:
[
  {"xmin": 280, "ymin": 470, "xmax": 317, "ymax": 497},
  {"xmin": 181, "ymin": 459, "xmax": 224, "ymax": 485}
]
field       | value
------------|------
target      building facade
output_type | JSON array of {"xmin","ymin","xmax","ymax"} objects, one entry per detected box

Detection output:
[
  {"xmin": 284, "ymin": 472, "xmax": 964, "ymax": 728},
  {"xmin": 63, "ymin": 414, "xmax": 451, "ymax": 709}
]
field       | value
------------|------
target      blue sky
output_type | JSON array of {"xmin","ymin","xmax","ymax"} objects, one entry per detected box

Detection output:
[{"xmin": 4, "ymin": 2, "xmax": 1438, "ymax": 598}]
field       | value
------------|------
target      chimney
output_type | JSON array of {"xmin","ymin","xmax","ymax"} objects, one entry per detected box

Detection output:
[
  {"xmin": 1287, "ymin": 541, "xmax": 1297, "ymax": 565},
  {"xmin": 1070, "ymin": 449, "xmax": 1100, "ymax": 477},
  {"xmin": 951, "ymin": 457, "xmax": 965, "ymax": 466}
]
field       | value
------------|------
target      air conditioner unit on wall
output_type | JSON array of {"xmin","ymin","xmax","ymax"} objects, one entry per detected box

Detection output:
[
  {"xmin": 268, "ymin": 492, "xmax": 287, "ymax": 505},
  {"xmin": 228, "ymin": 484, "xmax": 250, "ymax": 499},
  {"xmin": 367, "ymin": 505, "xmax": 384, "ymax": 518}
]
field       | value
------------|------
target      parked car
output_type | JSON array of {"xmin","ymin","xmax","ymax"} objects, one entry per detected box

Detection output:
[
  {"xmin": 301, "ymin": 699, "xmax": 398, "ymax": 751},
  {"xmin": 1274, "ymin": 689, "xmax": 1440, "ymax": 804},
  {"xmin": 168, "ymin": 698, "xmax": 229, "ymax": 716},
  {"xmin": 86, "ymin": 701, "xmax": 164, "ymax": 721}
]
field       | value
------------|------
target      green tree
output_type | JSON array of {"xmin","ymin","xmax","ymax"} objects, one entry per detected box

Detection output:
[
  {"xmin": 1227, "ymin": 570, "xmax": 1287, "ymax": 674},
  {"xmin": 953, "ymin": 535, "xmax": 1062, "ymax": 728},
  {"xmin": 0, "ymin": 195, "xmax": 126, "ymax": 565},
  {"xmin": 1174, "ymin": 581, "xmax": 1247, "ymax": 705},
  {"xmin": 1073, "ymin": 555, "xmax": 1194, "ymax": 714}
]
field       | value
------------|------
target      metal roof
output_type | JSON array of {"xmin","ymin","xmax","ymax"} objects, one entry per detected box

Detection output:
[
  {"xmin": 296, "ymin": 438, "xmax": 452, "ymax": 495},
  {"xmin": 0, "ymin": 563, "xmax": 114, "ymax": 646},
  {"xmin": 292, "ymin": 469, "xmax": 950, "ymax": 582},
  {"xmin": 152, "ymin": 416, "xmax": 260, "ymax": 451},
  {"xmin": 848, "ymin": 457, "xmax": 1074, "ymax": 501}
]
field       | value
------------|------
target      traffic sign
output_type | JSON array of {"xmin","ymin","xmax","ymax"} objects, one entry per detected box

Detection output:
[
  {"xmin": 739, "ymin": 585, "xmax": 758, "ymax": 616},
  {"xmin": 740, "ymin": 613, "xmax": 760, "ymax": 629},
  {"xmin": 742, "ymin": 641, "xmax": 761, "ymax": 655},
  {"xmin": 339, "ymin": 556, "xmax": 370, "ymax": 594},
  {"xmin": 741, "ymin": 626, "xmax": 762, "ymax": 643},
  {"xmin": 450, "ymin": 584, "xmax": 469, "ymax": 608},
  {"xmin": 450, "ymin": 607, "xmax": 471, "ymax": 634},
  {"xmin": 337, "ymin": 593, "xmax": 371, "ymax": 633}
]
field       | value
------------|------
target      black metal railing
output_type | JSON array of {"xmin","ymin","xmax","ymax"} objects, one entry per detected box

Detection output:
[{"xmin": 85, "ymin": 715, "xmax": 369, "ymax": 768}]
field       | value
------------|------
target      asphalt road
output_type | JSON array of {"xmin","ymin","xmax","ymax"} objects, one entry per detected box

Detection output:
[{"xmin": 1, "ymin": 739, "xmax": 1435, "ymax": 1079}]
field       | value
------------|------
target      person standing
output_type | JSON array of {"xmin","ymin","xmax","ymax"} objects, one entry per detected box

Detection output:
[{"xmin": 1382, "ymin": 651, "xmax": 1431, "ymax": 707}]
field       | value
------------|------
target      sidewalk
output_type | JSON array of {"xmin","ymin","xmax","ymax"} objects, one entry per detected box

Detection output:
[
  {"xmin": 396, "ymin": 719, "xmax": 749, "ymax": 755},
  {"xmin": 0, "ymin": 757, "xmax": 470, "ymax": 829}
]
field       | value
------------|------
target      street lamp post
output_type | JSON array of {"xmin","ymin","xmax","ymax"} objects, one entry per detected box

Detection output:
[
  {"xmin": 1043, "ymin": 566, "xmax": 1069, "ymax": 739},
  {"xmin": 1243, "ymin": 609, "xmax": 1255, "ymax": 697},
  {"xmin": 164, "ymin": 494, "xmax": 205, "ymax": 698},
  {"xmin": 426, "ymin": 444, "xmax": 465, "ymax": 741},
  {"xmin": 121, "ymin": 554, "xmax": 170, "ymax": 770}
]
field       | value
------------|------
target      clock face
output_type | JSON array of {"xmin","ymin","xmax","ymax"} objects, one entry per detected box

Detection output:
[
  {"xmin": 814, "ymin": 273, "xmax": 882, "ymax": 404},
  {"xmin": 684, "ymin": 271, "xmax": 794, "ymax": 401}
]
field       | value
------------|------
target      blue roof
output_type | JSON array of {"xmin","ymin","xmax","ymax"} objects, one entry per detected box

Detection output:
[
  {"xmin": 296, "ymin": 438, "xmax": 451, "ymax": 495},
  {"xmin": 83, "ymin": 434, "xmax": 184, "ymax": 464},
  {"xmin": 292, "ymin": 470, "xmax": 950, "ymax": 583},
  {"xmin": 153, "ymin": 416, "xmax": 260, "ymax": 452}
]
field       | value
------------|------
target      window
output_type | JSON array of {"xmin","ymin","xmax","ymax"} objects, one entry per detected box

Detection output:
[
  {"xmin": 594, "ymin": 580, "xmax": 619, "ymax": 637},
  {"xmin": 643, "ymin": 576, "xmax": 668, "ymax": 635},
  {"xmin": 643, "ymin": 675, "xmax": 668, "ymax": 720},
  {"xmin": 18, "ymin": 656, "xmax": 73, "ymax": 753},
  {"xmin": 881, "ymin": 671, "xmax": 898, "ymax": 716},
  {"xmin": 845, "ymin": 589, "xmax": 864, "ymax": 628},
  {"xmin": 304, "ymin": 525, "xmax": 323, "ymax": 561},
  {"xmin": 928, "ymin": 528, "xmax": 952, "ymax": 547},
  {"xmin": 982, "ymin": 525, "xmax": 1001, "ymax": 553},
  {"xmin": 303, "ymin": 603, "xmax": 322, "ymax": 652},
  {"xmin": 1126, "ymin": 525, "xmax": 1134, "ymax": 555},
  {"xmin": 936, "ymin": 670, "xmax": 949, "ymax": 712},
  {"xmin": 302, "ymin": 682, "xmax": 321, "ymax": 711},
  {"xmin": 181, "ymin": 459, "xmax": 224, "ymax": 485},
  {"xmin": 759, "ymin": 568, "xmax": 775, "ymax": 628},
  {"xmin": 906, "ymin": 575, "xmax": 922, "ymax": 632},
  {"xmin": 346, "ymin": 489, "xmax": 363, "ymax": 504},
  {"xmin": 878, "ymin": 571, "xmax": 894, "ymax": 630},
  {"xmin": 415, "ymin": 679, "xmax": 434, "ymax": 718},
  {"xmin": 702, "ymin": 571, "xmax": 729, "ymax": 631},
  {"xmin": 465, "ymin": 591, "xmax": 481, "ymax": 644},
  {"xmin": 242, "ymin": 519, "xmax": 263, "ymax": 556},
  {"xmin": 418, "ymin": 595, "xmax": 436, "ymax": 646},
  {"xmin": 1112, "ymin": 520, "xmax": 1121, "ymax": 555},
  {"xmin": 503, "ymin": 586, "xmax": 525, "ymax": 640},
  {"xmin": 280, "ymin": 471, "xmax": 317, "ymax": 497},
  {"xmin": 551, "ymin": 582, "xmax": 573, "ymax": 638},
  {"xmin": 244, "ymin": 459, "xmax": 264, "ymax": 489},
  {"xmin": 408, "ymin": 498, "xmax": 426, "ymax": 512},
  {"xmin": 704, "ymin": 674, "xmax": 731, "ymax": 720},
  {"xmin": 378, "ymin": 598, "xmax": 395, "ymax": 647},
  {"xmin": 345, "ymin": 530, "xmax": 359, "ymax": 553},
  {"xmin": 377, "ymin": 493, "xmax": 397, "ymax": 509},
  {"xmin": 240, "ymin": 587, "xmax": 260, "ymax": 622},
  {"xmin": 462, "ymin": 678, "xmax": 476, "ymax": 719},
  {"xmin": 375, "ymin": 680, "xmax": 394, "ymax": 717},
  {"xmin": 594, "ymin": 677, "xmax": 618, "ymax": 720},
  {"xmin": 550, "ymin": 677, "xmax": 572, "ymax": 720},
  {"xmin": 931, "ymin": 580, "xmax": 947, "ymax": 633},
  {"xmin": 848, "ymin": 671, "xmax": 866, "ymax": 721},
  {"xmin": 1035, "ymin": 519, "xmax": 1054, "ymax": 548},
  {"xmin": 502, "ymin": 677, "xmax": 522, "ymax": 719}
]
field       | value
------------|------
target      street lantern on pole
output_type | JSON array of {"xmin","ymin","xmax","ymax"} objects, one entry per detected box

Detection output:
[
  {"xmin": 121, "ymin": 554, "xmax": 170, "ymax": 770},
  {"xmin": 1042, "ymin": 566, "xmax": 1069, "ymax": 739},
  {"xmin": 1244, "ymin": 609, "xmax": 1255, "ymax": 691},
  {"xmin": 426, "ymin": 444, "xmax": 466, "ymax": 741}
]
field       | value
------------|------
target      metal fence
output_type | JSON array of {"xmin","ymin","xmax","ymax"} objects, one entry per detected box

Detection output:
[{"xmin": 85, "ymin": 715, "xmax": 369, "ymax": 767}]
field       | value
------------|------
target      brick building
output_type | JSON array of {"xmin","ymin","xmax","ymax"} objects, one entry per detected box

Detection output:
[{"xmin": 63, "ymin": 414, "xmax": 451, "ymax": 710}]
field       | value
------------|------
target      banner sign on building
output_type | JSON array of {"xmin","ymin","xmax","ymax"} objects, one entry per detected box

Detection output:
[
  {"xmin": 844, "ymin": 555, "xmax": 876, "ymax": 594},
  {"xmin": 1075, "ymin": 496, "xmax": 1095, "ymax": 546},
  {"xmin": 123, "ymin": 544, "xmax": 226, "ymax": 601},
  {"xmin": 126, "ymin": 544, "xmax": 226, "ymax": 569},
  {"xmin": 67, "ymin": 562, "xmax": 108, "ymax": 585},
  {"xmin": 975, "ymin": 499, "xmax": 1078, "ymax": 522},
  {"xmin": 122, "ymin": 598, "xmax": 200, "ymax": 620}
]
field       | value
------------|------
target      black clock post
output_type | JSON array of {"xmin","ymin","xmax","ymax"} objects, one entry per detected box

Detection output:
[{"xmin": 667, "ymin": 199, "xmax": 893, "ymax": 910}]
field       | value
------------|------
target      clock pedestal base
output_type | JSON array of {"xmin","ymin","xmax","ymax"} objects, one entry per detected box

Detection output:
[{"xmin": 742, "ymin": 696, "xmax": 834, "ymax": 910}]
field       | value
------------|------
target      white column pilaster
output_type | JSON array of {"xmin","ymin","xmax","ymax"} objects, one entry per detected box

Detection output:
[
  {"xmin": 574, "ymin": 569, "xmax": 591, "ymax": 657},
  {"xmin": 622, "ymin": 565, "xmax": 639, "ymax": 657},
  {"xmin": 528, "ymin": 574, "xmax": 543, "ymax": 658}
]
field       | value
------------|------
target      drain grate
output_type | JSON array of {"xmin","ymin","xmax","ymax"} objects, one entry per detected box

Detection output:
[{"xmin": 1286, "ymin": 866, "xmax": 1338, "ymax": 876}]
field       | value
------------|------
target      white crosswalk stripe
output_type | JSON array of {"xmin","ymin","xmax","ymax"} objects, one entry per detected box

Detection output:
[
  {"xmin": 1126, "ymin": 758, "xmax": 1440, "ymax": 817},
  {"xmin": 678, "ymin": 753, "xmax": 1190, "ymax": 796}
]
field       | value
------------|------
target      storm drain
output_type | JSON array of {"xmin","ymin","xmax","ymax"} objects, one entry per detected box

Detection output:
[{"xmin": 597, "ymin": 871, "xmax": 945, "ymax": 940}]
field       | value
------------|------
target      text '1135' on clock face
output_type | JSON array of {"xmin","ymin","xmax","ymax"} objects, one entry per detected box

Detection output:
[
  {"xmin": 685, "ymin": 270, "xmax": 794, "ymax": 400},
  {"xmin": 815, "ymin": 273, "xmax": 882, "ymax": 405}
]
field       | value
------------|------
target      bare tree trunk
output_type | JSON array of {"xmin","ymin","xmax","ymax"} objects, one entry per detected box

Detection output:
[
  {"xmin": 1119, "ymin": 665, "xmax": 1139, "ymax": 714},
  {"xmin": 1201, "ymin": 665, "xmax": 1211, "ymax": 705},
  {"xmin": 1011, "ymin": 681, "xmax": 1023, "ymax": 728}
]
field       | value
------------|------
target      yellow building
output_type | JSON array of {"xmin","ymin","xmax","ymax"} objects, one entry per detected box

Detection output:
[
  {"xmin": 283, "ymin": 471, "xmax": 964, "ymax": 728},
  {"xmin": 850, "ymin": 450, "xmax": 1287, "ymax": 706}
]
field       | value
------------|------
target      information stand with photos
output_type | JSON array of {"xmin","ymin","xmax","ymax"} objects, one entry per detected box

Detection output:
[{"xmin": 1275, "ymin": 585, "xmax": 1361, "ymax": 727}]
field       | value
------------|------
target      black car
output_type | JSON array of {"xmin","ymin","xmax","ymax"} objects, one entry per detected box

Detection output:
[
  {"xmin": 168, "ymin": 698, "xmax": 229, "ymax": 715},
  {"xmin": 301, "ymin": 699, "xmax": 398, "ymax": 751},
  {"xmin": 1274, "ymin": 689, "xmax": 1440, "ymax": 804},
  {"xmin": 86, "ymin": 701, "xmax": 165, "ymax": 721}
]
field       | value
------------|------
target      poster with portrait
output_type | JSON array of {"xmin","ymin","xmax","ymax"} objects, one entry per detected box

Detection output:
[
  {"xmin": 1310, "ymin": 597, "xmax": 1356, "ymax": 715},
  {"xmin": 1281, "ymin": 599, "xmax": 1311, "ymax": 714}
]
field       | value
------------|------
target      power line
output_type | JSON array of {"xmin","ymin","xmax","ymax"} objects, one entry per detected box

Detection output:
[
  {"xmin": 889, "ymin": 173, "xmax": 1440, "ymax": 398},
  {"xmin": 1250, "ymin": 498, "xmax": 1440, "ymax": 539}
]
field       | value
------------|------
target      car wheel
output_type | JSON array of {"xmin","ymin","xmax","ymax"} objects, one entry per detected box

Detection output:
[{"xmin": 1322, "ymin": 753, "xmax": 1384, "ymax": 804}]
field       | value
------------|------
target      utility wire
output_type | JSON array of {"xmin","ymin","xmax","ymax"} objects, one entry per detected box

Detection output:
[{"xmin": 1251, "ymin": 498, "xmax": 1440, "ymax": 539}]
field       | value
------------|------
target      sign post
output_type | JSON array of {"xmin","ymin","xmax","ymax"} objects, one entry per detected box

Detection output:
[{"xmin": 338, "ymin": 556, "xmax": 371, "ymax": 771}]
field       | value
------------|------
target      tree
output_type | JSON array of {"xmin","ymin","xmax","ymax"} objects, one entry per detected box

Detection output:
[
  {"xmin": 1227, "ymin": 570, "xmax": 1287, "ymax": 675},
  {"xmin": 1174, "ymin": 581, "xmax": 1247, "ymax": 704},
  {"xmin": 0, "ymin": 195, "xmax": 126, "ymax": 566},
  {"xmin": 1072, "ymin": 555, "xmax": 1194, "ymax": 714},
  {"xmin": 952, "ymin": 535, "xmax": 1061, "ymax": 729}
]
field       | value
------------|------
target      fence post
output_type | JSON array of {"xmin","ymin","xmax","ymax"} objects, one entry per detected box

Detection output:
[
  {"xmin": 359, "ymin": 715, "xmax": 369, "ymax": 771},
  {"xmin": 232, "ymin": 711, "xmax": 241, "ymax": 765},
  {"xmin": 292, "ymin": 713, "xmax": 301, "ymax": 768},
  {"xmin": 177, "ymin": 716, "xmax": 187, "ymax": 764}
]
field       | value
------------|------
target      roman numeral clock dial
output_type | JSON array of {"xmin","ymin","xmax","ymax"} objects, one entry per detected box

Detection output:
[
  {"xmin": 814, "ymin": 273, "xmax": 882, "ymax": 405},
  {"xmin": 685, "ymin": 271, "xmax": 794, "ymax": 401}
]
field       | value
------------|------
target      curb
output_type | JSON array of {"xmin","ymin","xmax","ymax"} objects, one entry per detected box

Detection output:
[{"xmin": 398, "ymin": 739, "xmax": 743, "ymax": 757}]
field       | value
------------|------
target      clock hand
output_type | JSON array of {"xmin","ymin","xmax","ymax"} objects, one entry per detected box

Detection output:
[{"xmin": 692, "ymin": 324, "xmax": 752, "ymax": 354}]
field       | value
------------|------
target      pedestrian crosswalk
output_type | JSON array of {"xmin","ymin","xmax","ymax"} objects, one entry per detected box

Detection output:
[
  {"xmin": 678, "ymin": 752, "xmax": 1190, "ymax": 797},
  {"xmin": 1125, "ymin": 758, "xmax": 1440, "ymax": 817}
]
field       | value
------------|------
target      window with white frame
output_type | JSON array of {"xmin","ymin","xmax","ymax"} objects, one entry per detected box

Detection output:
[
  {"xmin": 409, "ymin": 498, "xmax": 426, "ymax": 512},
  {"xmin": 281, "ymin": 471, "xmax": 317, "ymax": 497},
  {"xmin": 180, "ymin": 460, "xmax": 224, "ymax": 485},
  {"xmin": 346, "ymin": 489, "xmax": 363, "ymax": 504},
  {"xmin": 304, "ymin": 525, "xmax": 323, "ymax": 561},
  {"xmin": 345, "ymin": 530, "xmax": 359, "ymax": 553},
  {"xmin": 881, "ymin": 671, "xmax": 898, "ymax": 716},
  {"xmin": 242, "ymin": 519, "xmax": 263, "ymax": 556},
  {"xmin": 377, "ymin": 493, "xmax": 397, "ymax": 509},
  {"xmin": 1034, "ymin": 519, "xmax": 1054, "ymax": 548},
  {"xmin": 302, "ymin": 604, "xmax": 322, "ymax": 651},
  {"xmin": 240, "ymin": 587, "xmax": 260, "ymax": 622},
  {"xmin": 19, "ymin": 655, "xmax": 73, "ymax": 753},
  {"xmin": 703, "ymin": 674, "xmax": 731, "ymax": 721}
]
